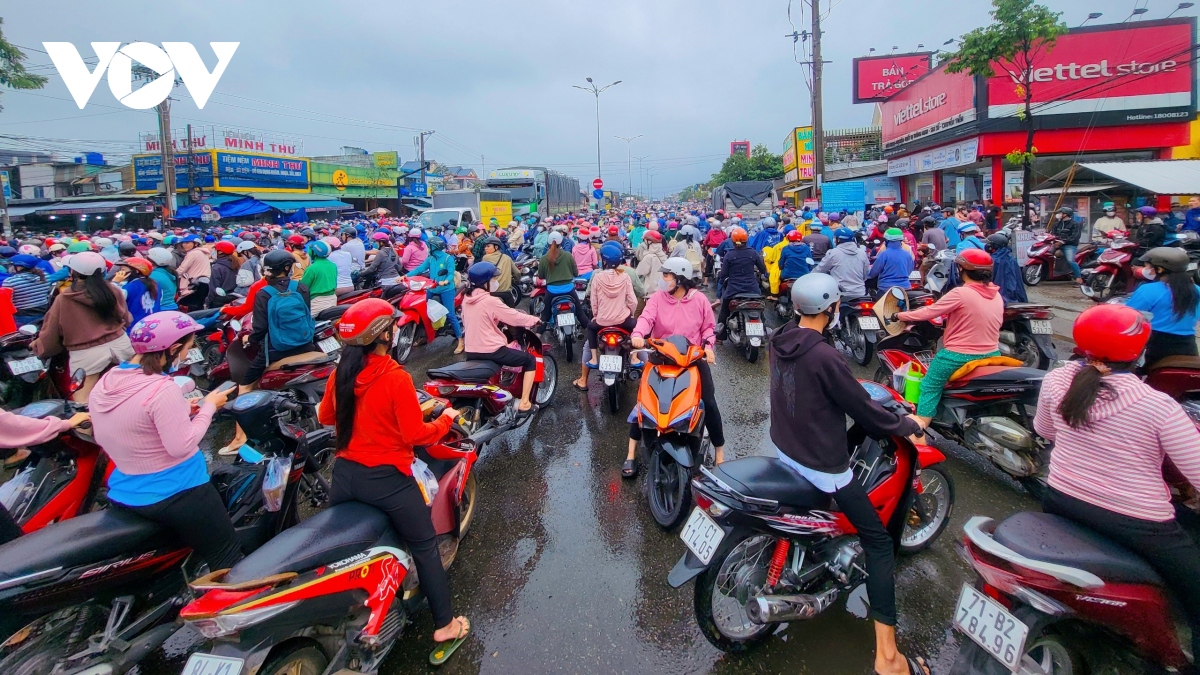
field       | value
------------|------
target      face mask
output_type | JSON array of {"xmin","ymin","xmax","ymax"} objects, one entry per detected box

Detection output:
[
  {"xmin": 488, "ymin": 279, "xmax": 500, "ymax": 292},
  {"xmin": 1105, "ymin": 211, "xmax": 1115, "ymax": 217},
  {"xmin": 657, "ymin": 278, "xmax": 674, "ymax": 293},
  {"xmin": 167, "ymin": 345, "xmax": 189, "ymax": 374},
  {"xmin": 1144, "ymin": 267, "xmax": 1158, "ymax": 281}
]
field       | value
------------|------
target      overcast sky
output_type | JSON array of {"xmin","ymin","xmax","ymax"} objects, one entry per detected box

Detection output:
[{"xmin": 0, "ymin": 0, "xmax": 1183, "ymax": 197}]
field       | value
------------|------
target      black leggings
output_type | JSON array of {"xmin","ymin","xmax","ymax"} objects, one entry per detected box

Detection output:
[
  {"xmin": 1144, "ymin": 330, "xmax": 1198, "ymax": 369},
  {"xmin": 585, "ymin": 316, "xmax": 637, "ymax": 355},
  {"xmin": 330, "ymin": 459, "xmax": 453, "ymax": 628},
  {"xmin": 0, "ymin": 505, "xmax": 23, "ymax": 545},
  {"xmin": 464, "ymin": 346, "xmax": 535, "ymax": 372},
  {"xmin": 115, "ymin": 482, "xmax": 243, "ymax": 571},
  {"xmin": 629, "ymin": 359, "xmax": 725, "ymax": 447},
  {"xmin": 1044, "ymin": 487, "xmax": 1200, "ymax": 659},
  {"xmin": 833, "ymin": 476, "xmax": 896, "ymax": 625}
]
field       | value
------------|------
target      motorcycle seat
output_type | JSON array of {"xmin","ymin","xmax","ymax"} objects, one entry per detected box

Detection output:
[
  {"xmin": 0, "ymin": 509, "xmax": 168, "ymax": 581},
  {"xmin": 1004, "ymin": 303, "xmax": 1050, "ymax": 311},
  {"xmin": 993, "ymin": 512, "xmax": 1163, "ymax": 585},
  {"xmin": 336, "ymin": 289, "xmax": 372, "ymax": 302},
  {"xmin": 264, "ymin": 351, "xmax": 336, "ymax": 373},
  {"xmin": 187, "ymin": 308, "xmax": 221, "ymax": 321},
  {"xmin": 1147, "ymin": 355, "xmax": 1200, "ymax": 372},
  {"xmin": 712, "ymin": 456, "xmax": 833, "ymax": 510},
  {"xmin": 382, "ymin": 284, "xmax": 408, "ymax": 301},
  {"xmin": 427, "ymin": 360, "xmax": 502, "ymax": 383},
  {"xmin": 314, "ymin": 304, "xmax": 349, "ymax": 321},
  {"xmin": 223, "ymin": 502, "xmax": 394, "ymax": 584},
  {"xmin": 947, "ymin": 357, "xmax": 1032, "ymax": 384}
]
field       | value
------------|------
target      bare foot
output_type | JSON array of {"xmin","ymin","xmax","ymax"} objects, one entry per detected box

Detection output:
[
  {"xmin": 875, "ymin": 653, "xmax": 928, "ymax": 675},
  {"xmin": 432, "ymin": 616, "xmax": 469, "ymax": 643}
]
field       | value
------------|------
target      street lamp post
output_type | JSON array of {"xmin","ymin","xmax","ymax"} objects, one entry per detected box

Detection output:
[
  {"xmin": 634, "ymin": 154, "xmax": 651, "ymax": 199},
  {"xmin": 573, "ymin": 78, "xmax": 622, "ymax": 183},
  {"xmin": 615, "ymin": 134, "xmax": 642, "ymax": 202}
]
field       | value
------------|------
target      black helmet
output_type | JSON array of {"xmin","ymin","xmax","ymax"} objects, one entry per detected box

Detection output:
[
  {"xmin": 262, "ymin": 249, "xmax": 296, "ymax": 274},
  {"xmin": 299, "ymin": 227, "xmax": 318, "ymax": 239},
  {"xmin": 481, "ymin": 235, "xmax": 502, "ymax": 249},
  {"xmin": 1056, "ymin": 206, "xmax": 1075, "ymax": 217},
  {"xmin": 117, "ymin": 240, "xmax": 137, "ymax": 256},
  {"xmin": 986, "ymin": 232, "xmax": 1009, "ymax": 251}
]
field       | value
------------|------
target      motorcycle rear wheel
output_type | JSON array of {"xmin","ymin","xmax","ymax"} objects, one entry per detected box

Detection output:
[
  {"xmin": 646, "ymin": 445, "xmax": 690, "ymax": 530},
  {"xmin": 1024, "ymin": 633, "xmax": 1084, "ymax": 675},
  {"xmin": 535, "ymin": 354, "xmax": 558, "ymax": 406},
  {"xmin": 694, "ymin": 533, "xmax": 776, "ymax": 653},
  {"xmin": 848, "ymin": 321, "xmax": 873, "ymax": 366},
  {"xmin": 607, "ymin": 381, "xmax": 621, "ymax": 414},
  {"xmin": 259, "ymin": 644, "xmax": 328, "ymax": 675},
  {"xmin": 0, "ymin": 604, "xmax": 107, "ymax": 675}
]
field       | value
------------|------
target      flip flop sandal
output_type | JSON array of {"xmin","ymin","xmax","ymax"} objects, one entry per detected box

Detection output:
[
  {"xmin": 429, "ymin": 619, "xmax": 470, "ymax": 666},
  {"xmin": 876, "ymin": 655, "xmax": 930, "ymax": 675},
  {"xmin": 573, "ymin": 381, "xmax": 589, "ymax": 391},
  {"xmin": 621, "ymin": 459, "xmax": 637, "ymax": 479}
]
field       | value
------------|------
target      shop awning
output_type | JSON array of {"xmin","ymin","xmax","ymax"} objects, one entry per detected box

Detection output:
[
  {"xmin": 1029, "ymin": 183, "xmax": 1120, "ymax": 196},
  {"xmin": 258, "ymin": 199, "xmax": 352, "ymax": 213},
  {"xmin": 1079, "ymin": 160, "xmax": 1200, "ymax": 195},
  {"xmin": 781, "ymin": 184, "xmax": 814, "ymax": 196},
  {"xmin": 33, "ymin": 198, "xmax": 150, "ymax": 215}
]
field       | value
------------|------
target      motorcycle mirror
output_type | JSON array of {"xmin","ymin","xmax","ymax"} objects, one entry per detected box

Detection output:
[
  {"xmin": 806, "ymin": 258, "xmax": 815, "ymax": 266},
  {"xmin": 70, "ymin": 368, "xmax": 86, "ymax": 393},
  {"xmin": 17, "ymin": 324, "xmax": 38, "ymax": 336},
  {"xmin": 230, "ymin": 319, "xmax": 242, "ymax": 333},
  {"xmin": 172, "ymin": 375, "xmax": 197, "ymax": 394},
  {"xmin": 890, "ymin": 287, "xmax": 905, "ymax": 300}
]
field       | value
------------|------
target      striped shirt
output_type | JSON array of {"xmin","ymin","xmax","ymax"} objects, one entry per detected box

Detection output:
[
  {"xmin": 1035, "ymin": 362, "xmax": 1200, "ymax": 521},
  {"xmin": 1, "ymin": 272, "xmax": 51, "ymax": 311}
]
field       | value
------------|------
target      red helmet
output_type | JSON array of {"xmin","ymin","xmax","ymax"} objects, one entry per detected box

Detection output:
[
  {"xmin": 607, "ymin": 226, "xmax": 619, "ymax": 236},
  {"xmin": 786, "ymin": 230, "xmax": 803, "ymax": 242},
  {"xmin": 214, "ymin": 241, "xmax": 236, "ymax": 255},
  {"xmin": 645, "ymin": 230, "xmax": 662, "ymax": 243},
  {"xmin": 337, "ymin": 299, "xmax": 397, "ymax": 347},
  {"xmin": 116, "ymin": 257, "xmax": 153, "ymax": 277},
  {"xmin": 955, "ymin": 248, "xmax": 993, "ymax": 270},
  {"xmin": 730, "ymin": 227, "xmax": 749, "ymax": 244},
  {"xmin": 1073, "ymin": 304, "xmax": 1150, "ymax": 363},
  {"xmin": 286, "ymin": 234, "xmax": 306, "ymax": 247}
]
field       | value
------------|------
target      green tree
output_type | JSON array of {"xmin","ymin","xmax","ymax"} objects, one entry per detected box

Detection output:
[
  {"xmin": 710, "ymin": 144, "xmax": 784, "ymax": 185},
  {"xmin": 940, "ymin": 0, "xmax": 1066, "ymax": 228},
  {"xmin": 0, "ymin": 18, "xmax": 46, "ymax": 111}
]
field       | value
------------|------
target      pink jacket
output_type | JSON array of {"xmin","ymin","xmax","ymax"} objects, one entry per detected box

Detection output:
[
  {"xmin": 572, "ymin": 244, "xmax": 598, "ymax": 275},
  {"xmin": 898, "ymin": 282, "xmax": 1003, "ymax": 354},
  {"xmin": 633, "ymin": 289, "xmax": 716, "ymax": 349},
  {"xmin": 590, "ymin": 269, "xmax": 637, "ymax": 326},
  {"xmin": 400, "ymin": 241, "xmax": 428, "ymax": 272},
  {"xmin": 0, "ymin": 407, "xmax": 71, "ymax": 448},
  {"xmin": 88, "ymin": 366, "xmax": 216, "ymax": 475},
  {"xmin": 176, "ymin": 247, "xmax": 211, "ymax": 294},
  {"xmin": 462, "ymin": 289, "xmax": 539, "ymax": 353}
]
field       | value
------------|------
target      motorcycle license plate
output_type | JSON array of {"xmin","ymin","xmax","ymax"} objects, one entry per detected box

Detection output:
[
  {"xmin": 953, "ymin": 584, "xmax": 1028, "ymax": 672},
  {"xmin": 183, "ymin": 348, "xmax": 206, "ymax": 365},
  {"xmin": 745, "ymin": 321, "xmax": 765, "ymax": 336},
  {"xmin": 557, "ymin": 312, "xmax": 576, "ymax": 327},
  {"xmin": 680, "ymin": 507, "xmax": 724, "ymax": 565},
  {"xmin": 318, "ymin": 336, "xmax": 340, "ymax": 354},
  {"xmin": 1030, "ymin": 320, "xmax": 1053, "ymax": 335},
  {"xmin": 858, "ymin": 316, "xmax": 881, "ymax": 330},
  {"xmin": 182, "ymin": 653, "xmax": 244, "ymax": 675},
  {"xmin": 6, "ymin": 356, "xmax": 44, "ymax": 376},
  {"xmin": 599, "ymin": 354, "xmax": 623, "ymax": 372}
]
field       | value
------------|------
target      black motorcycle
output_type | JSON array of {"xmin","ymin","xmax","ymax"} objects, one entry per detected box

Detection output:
[
  {"xmin": 830, "ymin": 296, "xmax": 881, "ymax": 366},
  {"xmin": 723, "ymin": 294, "xmax": 768, "ymax": 363}
]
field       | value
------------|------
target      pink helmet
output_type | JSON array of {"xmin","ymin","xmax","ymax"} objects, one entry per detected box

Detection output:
[
  {"xmin": 322, "ymin": 236, "xmax": 341, "ymax": 250},
  {"xmin": 128, "ymin": 311, "xmax": 204, "ymax": 354},
  {"xmin": 371, "ymin": 231, "xmax": 390, "ymax": 241}
]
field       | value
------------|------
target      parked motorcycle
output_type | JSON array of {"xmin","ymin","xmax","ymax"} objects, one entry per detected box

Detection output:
[
  {"xmin": 175, "ymin": 393, "xmax": 479, "ymax": 675},
  {"xmin": 723, "ymin": 294, "xmax": 768, "ymax": 363},
  {"xmin": 668, "ymin": 380, "xmax": 954, "ymax": 652},
  {"xmin": 1023, "ymin": 233, "xmax": 1101, "ymax": 286},
  {"xmin": 0, "ymin": 386, "xmax": 328, "ymax": 674},
  {"xmin": 951, "ymin": 509, "xmax": 1195, "ymax": 674},
  {"xmin": 635, "ymin": 336, "xmax": 713, "ymax": 530},
  {"xmin": 875, "ymin": 323, "xmax": 1048, "ymax": 495},
  {"xmin": 423, "ymin": 324, "xmax": 557, "ymax": 439}
]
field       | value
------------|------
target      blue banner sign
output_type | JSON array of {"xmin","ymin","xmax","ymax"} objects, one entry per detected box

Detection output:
[
  {"xmin": 214, "ymin": 152, "xmax": 308, "ymax": 191},
  {"xmin": 133, "ymin": 153, "xmax": 214, "ymax": 192}
]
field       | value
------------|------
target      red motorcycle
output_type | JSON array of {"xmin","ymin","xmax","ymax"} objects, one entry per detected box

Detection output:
[
  {"xmin": 1023, "ymin": 233, "xmax": 1101, "ymax": 286},
  {"xmin": 423, "ymin": 325, "xmax": 557, "ymax": 439},
  {"xmin": 384, "ymin": 275, "xmax": 463, "ymax": 364},
  {"xmin": 1081, "ymin": 238, "xmax": 1142, "ymax": 301},
  {"xmin": 952, "ymin": 509, "xmax": 1195, "ymax": 674},
  {"xmin": 176, "ymin": 393, "xmax": 479, "ymax": 675},
  {"xmin": 206, "ymin": 313, "xmax": 340, "ymax": 393},
  {"xmin": 668, "ymin": 380, "xmax": 954, "ymax": 652}
]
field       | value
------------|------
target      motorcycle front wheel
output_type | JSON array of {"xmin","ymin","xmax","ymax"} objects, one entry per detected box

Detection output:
[
  {"xmin": 393, "ymin": 322, "xmax": 417, "ymax": 364},
  {"xmin": 258, "ymin": 644, "xmax": 328, "ymax": 675},
  {"xmin": 1023, "ymin": 262, "xmax": 1045, "ymax": 286},
  {"xmin": 900, "ymin": 466, "xmax": 954, "ymax": 553},
  {"xmin": 1088, "ymin": 272, "xmax": 1114, "ymax": 301},
  {"xmin": 646, "ymin": 444, "xmax": 690, "ymax": 530},
  {"xmin": 694, "ymin": 533, "xmax": 776, "ymax": 653}
]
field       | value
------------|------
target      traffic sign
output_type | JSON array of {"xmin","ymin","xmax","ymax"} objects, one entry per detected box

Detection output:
[
  {"xmin": 592, "ymin": 189, "xmax": 605, "ymax": 200},
  {"xmin": 592, "ymin": 178, "xmax": 603, "ymax": 190},
  {"xmin": 200, "ymin": 203, "xmax": 213, "ymax": 214}
]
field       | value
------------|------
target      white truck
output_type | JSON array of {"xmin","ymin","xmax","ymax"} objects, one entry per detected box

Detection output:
[{"xmin": 416, "ymin": 188, "xmax": 513, "ymax": 231}]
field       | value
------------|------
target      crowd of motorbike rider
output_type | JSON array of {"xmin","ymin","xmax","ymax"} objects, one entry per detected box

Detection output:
[{"xmin": 2, "ymin": 195, "xmax": 1200, "ymax": 672}]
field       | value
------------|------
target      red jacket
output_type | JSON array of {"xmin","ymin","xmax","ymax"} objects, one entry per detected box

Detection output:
[
  {"xmin": 703, "ymin": 228, "xmax": 726, "ymax": 249},
  {"xmin": 317, "ymin": 354, "xmax": 451, "ymax": 475},
  {"xmin": 220, "ymin": 278, "xmax": 268, "ymax": 318}
]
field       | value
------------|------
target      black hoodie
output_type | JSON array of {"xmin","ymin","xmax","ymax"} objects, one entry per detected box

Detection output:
[{"xmin": 769, "ymin": 321, "xmax": 920, "ymax": 473}]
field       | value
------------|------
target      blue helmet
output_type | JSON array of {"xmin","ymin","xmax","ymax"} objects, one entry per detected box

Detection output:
[
  {"xmin": 833, "ymin": 227, "xmax": 855, "ymax": 242},
  {"xmin": 600, "ymin": 241, "xmax": 624, "ymax": 268},
  {"xmin": 467, "ymin": 261, "xmax": 499, "ymax": 287},
  {"xmin": 307, "ymin": 240, "xmax": 330, "ymax": 258}
]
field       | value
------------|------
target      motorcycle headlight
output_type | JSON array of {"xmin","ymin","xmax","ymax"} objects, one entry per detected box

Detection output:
[
  {"xmin": 186, "ymin": 601, "xmax": 299, "ymax": 638},
  {"xmin": 669, "ymin": 410, "xmax": 693, "ymax": 432}
]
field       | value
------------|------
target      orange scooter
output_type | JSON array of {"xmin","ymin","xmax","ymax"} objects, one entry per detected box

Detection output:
[{"xmin": 633, "ymin": 335, "xmax": 713, "ymax": 530}]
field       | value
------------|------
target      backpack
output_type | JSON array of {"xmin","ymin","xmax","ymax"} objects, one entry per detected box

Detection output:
[
  {"xmin": 683, "ymin": 242, "xmax": 703, "ymax": 275},
  {"xmin": 262, "ymin": 281, "xmax": 314, "ymax": 351}
]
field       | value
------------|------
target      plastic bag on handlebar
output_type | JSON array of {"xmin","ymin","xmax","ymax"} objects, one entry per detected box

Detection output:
[{"xmin": 261, "ymin": 456, "xmax": 291, "ymax": 512}]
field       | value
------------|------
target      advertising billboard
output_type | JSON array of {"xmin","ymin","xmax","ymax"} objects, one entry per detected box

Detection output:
[
  {"xmin": 984, "ymin": 18, "xmax": 1196, "ymax": 130},
  {"xmin": 852, "ymin": 52, "xmax": 934, "ymax": 103},
  {"xmin": 795, "ymin": 127, "xmax": 814, "ymax": 180},
  {"xmin": 881, "ymin": 63, "xmax": 978, "ymax": 152},
  {"xmin": 730, "ymin": 141, "xmax": 751, "ymax": 158},
  {"xmin": 133, "ymin": 152, "xmax": 214, "ymax": 192},
  {"xmin": 214, "ymin": 151, "xmax": 309, "ymax": 192}
]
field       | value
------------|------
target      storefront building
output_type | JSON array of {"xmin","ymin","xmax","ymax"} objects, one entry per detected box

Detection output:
[{"xmin": 878, "ymin": 17, "xmax": 1196, "ymax": 224}]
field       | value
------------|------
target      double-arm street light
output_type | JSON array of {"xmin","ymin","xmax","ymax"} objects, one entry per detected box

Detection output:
[{"xmin": 573, "ymin": 78, "xmax": 621, "ymax": 182}]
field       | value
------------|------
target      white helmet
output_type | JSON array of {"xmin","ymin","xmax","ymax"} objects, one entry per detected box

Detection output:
[
  {"xmin": 661, "ymin": 257, "xmax": 693, "ymax": 279},
  {"xmin": 146, "ymin": 247, "xmax": 174, "ymax": 266},
  {"xmin": 790, "ymin": 272, "xmax": 841, "ymax": 315},
  {"xmin": 235, "ymin": 240, "xmax": 257, "ymax": 253},
  {"xmin": 65, "ymin": 251, "xmax": 107, "ymax": 276}
]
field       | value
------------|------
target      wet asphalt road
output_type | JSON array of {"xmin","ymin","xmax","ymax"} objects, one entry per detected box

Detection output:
[{"xmin": 371, "ymin": 311, "xmax": 1041, "ymax": 675}]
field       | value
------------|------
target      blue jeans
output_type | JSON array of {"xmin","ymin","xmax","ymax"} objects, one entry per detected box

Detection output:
[
  {"xmin": 1061, "ymin": 244, "xmax": 1082, "ymax": 280},
  {"xmin": 428, "ymin": 287, "xmax": 462, "ymax": 338}
]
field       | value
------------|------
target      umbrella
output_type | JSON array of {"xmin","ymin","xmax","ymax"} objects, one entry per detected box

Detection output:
[{"xmin": 367, "ymin": 207, "xmax": 392, "ymax": 216}]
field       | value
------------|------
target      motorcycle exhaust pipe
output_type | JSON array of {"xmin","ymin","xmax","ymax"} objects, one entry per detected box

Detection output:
[{"xmin": 747, "ymin": 588, "xmax": 838, "ymax": 624}]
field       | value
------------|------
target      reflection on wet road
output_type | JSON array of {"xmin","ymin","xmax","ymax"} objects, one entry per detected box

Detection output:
[{"xmin": 383, "ymin": 330, "xmax": 1037, "ymax": 675}]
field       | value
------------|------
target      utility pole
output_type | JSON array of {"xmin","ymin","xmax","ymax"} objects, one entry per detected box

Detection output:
[
  {"xmin": 649, "ymin": 173, "xmax": 656, "ymax": 201},
  {"xmin": 0, "ymin": 172, "xmax": 11, "ymax": 239},
  {"xmin": 635, "ymin": 154, "xmax": 650, "ymax": 199},
  {"xmin": 615, "ymin": 135, "xmax": 642, "ymax": 202},
  {"xmin": 481, "ymin": 154, "xmax": 485, "ymax": 179},
  {"xmin": 573, "ymin": 78, "xmax": 622, "ymax": 182},
  {"xmin": 418, "ymin": 130, "xmax": 435, "ymax": 196},
  {"xmin": 157, "ymin": 99, "xmax": 176, "ymax": 221},
  {"xmin": 186, "ymin": 123, "xmax": 196, "ymax": 203},
  {"xmin": 811, "ymin": 0, "xmax": 826, "ymax": 199}
]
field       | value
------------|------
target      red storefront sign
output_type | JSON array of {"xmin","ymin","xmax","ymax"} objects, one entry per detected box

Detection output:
[
  {"xmin": 986, "ymin": 18, "xmax": 1195, "ymax": 129},
  {"xmin": 852, "ymin": 52, "xmax": 934, "ymax": 103},
  {"xmin": 881, "ymin": 64, "xmax": 977, "ymax": 150}
]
